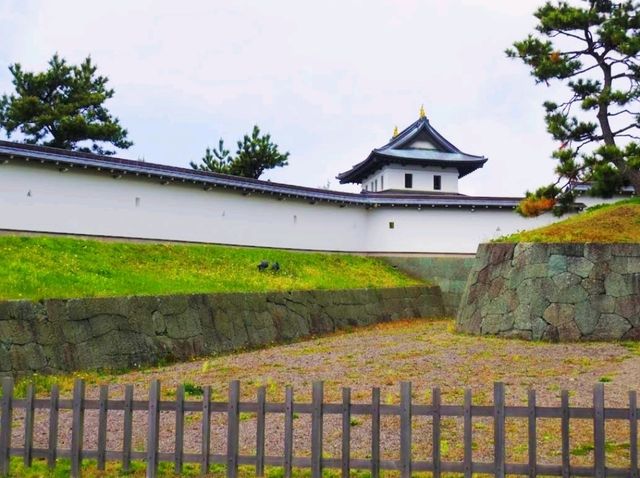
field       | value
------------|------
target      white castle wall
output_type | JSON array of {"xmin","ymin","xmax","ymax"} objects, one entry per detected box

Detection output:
[
  {"xmin": 362, "ymin": 164, "xmax": 459, "ymax": 193},
  {"xmin": 0, "ymin": 161, "xmax": 560, "ymax": 253},
  {"xmin": 364, "ymin": 207, "xmax": 559, "ymax": 253}
]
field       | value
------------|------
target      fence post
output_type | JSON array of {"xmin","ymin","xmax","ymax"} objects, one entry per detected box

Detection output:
[
  {"xmin": 463, "ymin": 388, "xmax": 472, "ymax": 478},
  {"xmin": 97, "ymin": 385, "xmax": 109, "ymax": 471},
  {"xmin": 146, "ymin": 380, "xmax": 160, "ymax": 478},
  {"xmin": 122, "ymin": 384, "xmax": 134, "ymax": 473},
  {"xmin": 400, "ymin": 382, "xmax": 412, "ymax": 478},
  {"xmin": 201, "ymin": 386, "xmax": 211, "ymax": 476},
  {"xmin": 527, "ymin": 389, "xmax": 537, "ymax": 478},
  {"xmin": 561, "ymin": 390, "xmax": 570, "ymax": 478},
  {"xmin": 70, "ymin": 379, "xmax": 85, "ymax": 478},
  {"xmin": 0, "ymin": 377, "xmax": 14, "ymax": 477},
  {"xmin": 174, "ymin": 384, "xmax": 184, "ymax": 475},
  {"xmin": 341, "ymin": 387, "xmax": 351, "ymax": 478},
  {"xmin": 227, "ymin": 381, "xmax": 240, "ymax": 478},
  {"xmin": 256, "ymin": 386, "xmax": 266, "ymax": 477},
  {"xmin": 284, "ymin": 386, "xmax": 294, "ymax": 478},
  {"xmin": 594, "ymin": 383, "xmax": 605, "ymax": 478},
  {"xmin": 432, "ymin": 387, "xmax": 441, "ymax": 478},
  {"xmin": 494, "ymin": 382, "xmax": 505, "ymax": 478},
  {"xmin": 47, "ymin": 384, "xmax": 59, "ymax": 469},
  {"xmin": 371, "ymin": 387, "xmax": 380, "ymax": 478},
  {"xmin": 311, "ymin": 381, "xmax": 324, "ymax": 478},
  {"xmin": 23, "ymin": 383, "xmax": 35, "ymax": 468},
  {"xmin": 630, "ymin": 390, "xmax": 638, "ymax": 478}
]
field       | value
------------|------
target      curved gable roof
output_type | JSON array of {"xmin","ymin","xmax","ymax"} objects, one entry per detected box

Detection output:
[{"xmin": 337, "ymin": 117, "xmax": 487, "ymax": 184}]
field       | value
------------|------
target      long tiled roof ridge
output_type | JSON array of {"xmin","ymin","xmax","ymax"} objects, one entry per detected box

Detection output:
[{"xmin": 0, "ymin": 139, "xmax": 524, "ymax": 209}]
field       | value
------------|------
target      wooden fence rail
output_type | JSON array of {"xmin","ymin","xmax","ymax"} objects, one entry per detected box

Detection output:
[{"xmin": 0, "ymin": 378, "xmax": 638, "ymax": 478}]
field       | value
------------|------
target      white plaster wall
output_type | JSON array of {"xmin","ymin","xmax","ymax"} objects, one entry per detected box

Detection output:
[
  {"xmin": 364, "ymin": 207, "xmax": 560, "ymax": 253},
  {"xmin": 0, "ymin": 163, "xmax": 367, "ymax": 251},
  {"xmin": 363, "ymin": 164, "xmax": 458, "ymax": 193},
  {"xmin": 408, "ymin": 139, "xmax": 436, "ymax": 149},
  {"xmin": 0, "ymin": 162, "xmax": 565, "ymax": 253},
  {"xmin": 574, "ymin": 193, "xmax": 630, "ymax": 208}
]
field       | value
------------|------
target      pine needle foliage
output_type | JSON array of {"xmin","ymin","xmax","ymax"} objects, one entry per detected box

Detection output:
[
  {"xmin": 507, "ymin": 1, "xmax": 640, "ymax": 216},
  {"xmin": 191, "ymin": 125, "xmax": 289, "ymax": 179},
  {"xmin": 0, "ymin": 54, "xmax": 132, "ymax": 155}
]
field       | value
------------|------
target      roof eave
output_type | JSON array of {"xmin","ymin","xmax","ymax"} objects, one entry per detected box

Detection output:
[
  {"xmin": 0, "ymin": 140, "xmax": 519, "ymax": 210},
  {"xmin": 337, "ymin": 152, "xmax": 488, "ymax": 184}
]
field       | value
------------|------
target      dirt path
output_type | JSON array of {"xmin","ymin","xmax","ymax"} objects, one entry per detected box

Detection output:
[{"xmin": 9, "ymin": 319, "xmax": 640, "ymax": 472}]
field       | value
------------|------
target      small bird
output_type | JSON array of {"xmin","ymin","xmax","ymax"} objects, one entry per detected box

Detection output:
[
  {"xmin": 271, "ymin": 262, "xmax": 280, "ymax": 272},
  {"xmin": 257, "ymin": 261, "xmax": 269, "ymax": 272}
]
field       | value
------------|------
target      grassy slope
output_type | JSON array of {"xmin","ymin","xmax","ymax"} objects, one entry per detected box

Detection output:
[
  {"xmin": 0, "ymin": 235, "xmax": 421, "ymax": 301},
  {"xmin": 499, "ymin": 198, "xmax": 640, "ymax": 243}
]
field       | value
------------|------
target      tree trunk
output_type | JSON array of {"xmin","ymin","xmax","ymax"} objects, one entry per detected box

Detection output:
[
  {"xmin": 625, "ymin": 169, "xmax": 640, "ymax": 196},
  {"xmin": 595, "ymin": 63, "xmax": 640, "ymax": 196}
]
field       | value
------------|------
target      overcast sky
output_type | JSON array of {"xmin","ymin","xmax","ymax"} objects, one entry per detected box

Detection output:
[{"xmin": 1, "ymin": 0, "xmax": 564, "ymax": 196}]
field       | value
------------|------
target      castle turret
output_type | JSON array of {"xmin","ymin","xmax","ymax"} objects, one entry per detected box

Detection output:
[{"xmin": 337, "ymin": 108, "xmax": 487, "ymax": 194}]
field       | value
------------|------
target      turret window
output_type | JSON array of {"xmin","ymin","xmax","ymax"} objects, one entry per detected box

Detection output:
[
  {"xmin": 404, "ymin": 173, "xmax": 413, "ymax": 189},
  {"xmin": 434, "ymin": 175, "xmax": 442, "ymax": 190}
]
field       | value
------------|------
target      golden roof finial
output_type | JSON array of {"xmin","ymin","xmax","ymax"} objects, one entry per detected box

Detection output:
[
  {"xmin": 419, "ymin": 104, "xmax": 426, "ymax": 119},
  {"xmin": 392, "ymin": 125, "xmax": 399, "ymax": 137}
]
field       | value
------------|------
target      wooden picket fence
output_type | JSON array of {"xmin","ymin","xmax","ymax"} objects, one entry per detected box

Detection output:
[{"xmin": 0, "ymin": 378, "xmax": 638, "ymax": 478}]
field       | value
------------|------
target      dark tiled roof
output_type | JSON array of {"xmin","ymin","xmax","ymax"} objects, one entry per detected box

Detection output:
[
  {"xmin": 337, "ymin": 117, "xmax": 488, "ymax": 183},
  {"xmin": 0, "ymin": 140, "xmax": 519, "ymax": 209}
]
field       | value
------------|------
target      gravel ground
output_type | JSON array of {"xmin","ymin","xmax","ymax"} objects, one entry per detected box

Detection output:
[{"xmin": 8, "ymin": 319, "xmax": 640, "ymax": 475}]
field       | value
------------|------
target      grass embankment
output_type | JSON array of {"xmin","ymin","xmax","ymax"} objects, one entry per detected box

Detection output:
[
  {"xmin": 0, "ymin": 235, "xmax": 420, "ymax": 301},
  {"xmin": 499, "ymin": 197, "xmax": 640, "ymax": 243}
]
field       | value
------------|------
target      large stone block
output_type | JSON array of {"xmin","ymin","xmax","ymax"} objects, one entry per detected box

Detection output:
[
  {"xmin": 609, "ymin": 256, "xmax": 640, "ymax": 274},
  {"xmin": 481, "ymin": 314, "xmax": 514, "ymax": 335},
  {"xmin": 531, "ymin": 317, "xmax": 549, "ymax": 341},
  {"xmin": 9, "ymin": 343, "xmax": 47, "ymax": 372},
  {"xmin": 574, "ymin": 300, "xmax": 600, "ymax": 336},
  {"xmin": 584, "ymin": 244, "xmax": 612, "ymax": 263},
  {"xmin": 548, "ymin": 255, "xmax": 567, "ymax": 275},
  {"xmin": 567, "ymin": 257, "xmax": 594, "ymax": 278},
  {"xmin": 590, "ymin": 314, "xmax": 632, "ymax": 340},
  {"xmin": 605, "ymin": 273, "xmax": 633, "ymax": 297},
  {"xmin": 611, "ymin": 244, "xmax": 640, "ymax": 256},
  {"xmin": 549, "ymin": 243, "xmax": 585, "ymax": 257},
  {"xmin": 543, "ymin": 303, "xmax": 581, "ymax": 341},
  {"xmin": 0, "ymin": 319, "xmax": 34, "ymax": 345},
  {"xmin": 458, "ymin": 243, "xmax": 640, "ymax": 343},
  {"xmin": 0, "ymin": 346, "xmax": 11, "ymax": 372},
  {"xmin": 488, "ymin": 243, "xmax": 516, "ymax": 265},
  {"xmin": 614, "ymin": 295, "xmax": 640, "ymax": 326}
]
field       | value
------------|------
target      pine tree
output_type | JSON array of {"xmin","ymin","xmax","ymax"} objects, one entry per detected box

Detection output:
[
  {"xmin": 507, "ymin": 0, "xmax": 640, "ymax": 215},
  {"xmin": 192, "ymin": 125, "xmax": 289, "ymax": 179},
  {"xmin": 190, "ymin": 139, "xmax": 233, "ymax": 173},
  {"xmin": 0, "ymin": 54, "xmax": 132, "ymax": 155}
]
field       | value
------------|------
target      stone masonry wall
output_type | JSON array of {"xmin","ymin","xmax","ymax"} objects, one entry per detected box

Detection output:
[
  {"xmin": 457, "ymin": 243, "xmax": 640, "ymax": 341},
  {"xmin": 381, "ymin": 256, "xmax": 474, "ymax": 316},
  {"xmin": 0, "ymin": 286, "xmax": 444, "ymax": 376}
]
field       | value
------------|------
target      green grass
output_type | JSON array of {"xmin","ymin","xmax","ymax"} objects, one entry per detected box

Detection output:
[
  {"xmin": 0, "ymin": 235, "xmax": 422, "ymax": 301},
  {"xmin": 183, "ymin": 381, "xmax": 205, "ymax": 397},
  {"xmin": 497, "ymin": 197, "xmax": 640, "ymax": 243},
  {"xmin": 7, "ymin": 458, "xmax": 376, "ymax": 477}
]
